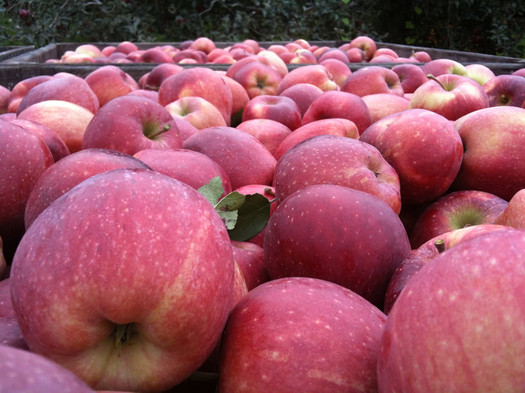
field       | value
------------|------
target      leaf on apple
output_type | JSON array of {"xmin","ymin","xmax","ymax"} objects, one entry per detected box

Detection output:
[{"xmin": 198, "ymin": 176, "xmax": 273, "ymax": 241}]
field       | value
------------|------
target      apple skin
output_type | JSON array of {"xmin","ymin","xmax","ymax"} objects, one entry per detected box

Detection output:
[
  {"xmin": 341, "ymin": 66, "xmax": 404, "ymax": 97},
  {"xmin": 164, "ymin": 96, "xmax": 227, "ymax": 130},
  {"xmin": 349, "ymin": 35, "xmax": 377, "ymax": 61},
  {"xmin": 16, "ymin": 74, "xmax": 100, "ymax": 114},
  {"xmin": 142, "ymin": 63, "xmax": 184, "ymax": 91},
  {"xmin": 409, "ymin": 190, "xmax": 509, "ymax": 248},
  {"xmin": 384, "ymin": 223, "xmax": 510, "ymax": 314},
  {"xmin": 81, "ymin": 95, "xmax": 183, "ymax": 156},
  {"xmin": 0, "ymin": 344, "xmax": 97, "ymax": 392},
  {"xmin": 450, "ymin": 106, "xmax": 525, "ymax": 200},
  {"xmin": 220, "ymin": 74, "xmax": 250, "ymax": 126},
  {"xmin": 158, "ymin": 67, "xmax": 233, "ymax": 126},
  {"xmin": 10, "ymin": 168, "xmax": 235, "ymax": 392},
  {"xmin": 230, "ymin": 60, "xmax": 283, "ymax": 98},
  {"xmin": 236, "ymin": 118, "xmax": 292, "ymax": 157},
  {"xmin": 218, "ymin": 277, "xmax": 387, "ymax": 393},
  {"xmin": 241, "ymin": 94, "xmax": 302, "ymax": 131},
  {"xmin": 391, "ymin": 63, "xmax": 429, "ymax": 94},
  {"xmin": 465, "ymin": 63, "xmax": 496, "ymax": 86},
  {"xmin": 0, "ymin": 85, "xmax": 9, "ymax": 114},
  {"xmin": 17, "ymin": 99, "xmax": 94, "ymax": 153},
  {"xmin": 273, "ymin": 118, "xmax": 359, "ymax": 161},
  {"xmin": 183, "ymin": 126, "xmax": 276, "ymax": 190},
  {"xmin": 24, "ymin": 148, "xmax": 151, "ymax": 229},
  {"xmin": 7, "ymin": 75, "xmax": 53, "ymax": 113},
  {"xmin": 378, "ymin": 228, "xmax": 525, "ymax": 393},
  {"xmin": 0, "ymin": 237, "xmax": 6, "ymax": 280},
  {"xmin": 421, "ymin": 58, "xmax": 468, "ymax": 77},
  {"xmin": 274, "ymin": 135, "xmax": 402, "ymax": 214},
  {"xmin": 133, "ymin": 148, "xmax": 232, "ymax": 197},
  {"xmin": 0, "ymin": 120, "xmax": 54, "ymax": 264},
  {"xmin": 84, "ymin": 65, "xmax": 139, "ymax": 107},
  {"xmin": 278, "ymin": 82, "xmax": 324, "ymax": 116},
  {"xmin": 483, "ymin": 74, "xmax": 525, "ymax": 107},
  {"xmin": 362, "ymin": 93, "xmax": 410, "ymax": 123},
  {"xmin": 301, "ymin": 90, "xmax": 372, "ymax": 135},
  {"xmin": 318, "ymin": 58, "xmax": 351, "ymax": 87},
  {"xmin": 360, "ymin": 108, "xmax": 464, "ymax": 205},
  {"xmin": 276, "ymin": 64, "xmax": 338, "ymax": 94},
  {"xmin": 231, "ymin": 240, "xmax": 269, "ymax": 291},
  {"xmin": 0, "ymin": 278, "xmax": 27, "ymax": 350},
  {"xmin": 264, "ymin": 184, "xmax": 411, "ymax": 309},
  {"xmin": 494, "ymin": 189, "xmax": 525, "ymax": 229}
]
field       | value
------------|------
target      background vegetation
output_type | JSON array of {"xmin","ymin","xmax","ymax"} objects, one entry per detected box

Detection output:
[{"xmin": 1, "ymin": 0, "xmax": 524, "ymax": 58}]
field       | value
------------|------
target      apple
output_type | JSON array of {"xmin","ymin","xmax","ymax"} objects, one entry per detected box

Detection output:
[
  {"xmin": 172, "ymin": 49, "xmax": 207, "ymax": 64},
  {"xmin": 114, "ymin": 40, "xmax": 139, "ymax": 55},
  {"xmin": 218, "ymin": 277, "xmax": 387, "ymax": 393},
  {"xmin": 241, "ymin": 94, "xmax": 302, "ymax": 130},
  {"xmin": 0, "ymin": 85, "xmax": 9, "ymax": 114},
  {"xmin": 318, "ymin": 58, "xmax": 352, "ymax": 87},
  {"xmin": 142, "ymin": 63, "xmax": 184, "ymax": 91},
  {"xmin": 81, "ymin": 95, "xmax": 183, "ymax": 156},
  {"xmin": 409, "ymin": 73, "xmax": 489, "ymax": 120},
  {"xmin": 359, "ymin": 108, "xmax": 464, "ymax": 205},
  {"xmin": 183, "ymin": 126, "xmax": 276, "ymax": 190},
  {"xmin": 133, "ymin": 148, "xmax": 232, "ymax": 197},
  {"xmin": 219, "ymin": 74, "xmax": 250, "ymax": 126},
  {"xmin": 230, "ymin": 60, "xmax": 283, "ymax": 98},
  {"xmin": 16, "ymin": 74, "xmax": 100, "ymax": 114},
  {"xmin": 384, "ymin": 223, "xmax": 510, "ymax": 314},
  {"xmin": 450, "ymin": 106, "xmax": 525, "ymax": 200},
  {"xmin": 6, "ymin": 75, "xmax": 53, "ymax": 113},
  {"xmin": 0, "ymin": 278, "xmax": 27, "ymax": 349},
  {"xmin": 409, "ymin": 190, "xmax": 509, "ymax": 248},
  {"xmin": 0, "ymin": 344, "xmax": 97, "ymax": 392},
  {"xmin": 0, "ymin": 238, "xmax": 6, "ymax": 280},
  {"xmin": 287, "ymin": 48, "xmax": 317, "ymax": 64},
  {"xmin": 373, "ymin": 47, "xmax": 399, "ymax": 59},
  {"xmin": 17, "ymin": 99, "xmax": 95, "ymax": 153},
  {"xmin": 362, "ymin": 93, "xmax": 410, "ymax": 123},
  {"xmin": 410, "ymin": 50, "xmax": 432, "ymax": 63},
  {"xmin": 278, "ymin": 82, "xmax": 324, "ymax": 116},
  {"xmin": 512, "ymin": 68, "xmax": 525, "ymax": 77},
  {"xmin": 231, "ymin": 240, "xmax": 269, "ymax": 291},
  {"xmin": 317, "ymin": 48, "xmax": 349, "ymax": 63},
  {"xmin": 0, "ymin": 120, "xmax": 54, "ymax": 264},
  {"xmin": 126, "ymin": 88, "xmax": 159, "ymax": 103},
  {"xmin": 391, "ymin": 63, "xmax": 429, "ymax": 94},
  {"xmin": 274, "ymin": 134, "xmax": 402, "ymax": 214},
  {"xmin": 165, "ymin": 96, "xmax": 227, "ymax": 129},
  {"xmin": 378, "ymin": 228, "xmax": 525, "ymax": 392},
  {"xmin": 264, "ymin": 184, "xmax": 411, "ymax": 308},
  {"xmin": 10, "ymin": 168, "xmax": 235, "ymax": 391},
  {"xmin": 59, "ymin": 51, "xmax": 95, "ymax": 64},
  {"xmin": 369, "ymin": 54, "xmax": 396, "ymax": 63},
  {"xmin": 494, "ymin": 189, "xmax": 525, "ymax": 229},
  {"xmin": 421, "ymin": 58, "xmax": 468, "ymax": 76},
  {"xmin": 139, "ymin": 47, "xmax": 175, "ymax": 63},
  {"xmin": 483, "ymin": 74, "xmax": 525, "ymax": 107},
  {"xmin": 236, "ymin": 118, "xmax": 292, "ymax": 157},
  {"xmin": 24, "ymin": 148, "xmax": 151, "ymax": 229},
  {"xmin": 9, "ymin": 118, "xmax": 70, "ymax": 162},
  {"xmin": 158, "ymin": 67, "xmax": 233, "ymax": 126},
  {"xmin": 465, "ymin": 63, "xmax": 496, "ymax": 86},
  {"xmin": 276, "ymin": 64, "xmax": 338, "ymax": 94},
  {"xmin": 74, "ymin": 43, "xmax": 104, "ymax": 59},
  {"xmin": 273, "ymin": 118, "xmax": 359, "ymax": 161},
  {"xmin": 301, "ymin": 90, "xmax": 372, "ymax": 135},
  {"xmin": 348, "ymin": 35, "xmax": 377, "ymax": 61},
  {"xmin": 84, "ymin": 65, "xmax": 139, "ymax": 107},
  {"xmin": 346, "ymin": 46, "xmax": 365, "ymax": 62},
  {"xmin": 189, "ymin": 36, "xmax": 216, "ymax": 54},
  {"xmin": 255, "ymin": 50, "xmax": 289, "ymax": 77}
]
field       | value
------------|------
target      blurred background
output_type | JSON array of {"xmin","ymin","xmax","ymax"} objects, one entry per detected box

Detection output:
[{"xmin": 1, "ymin": 0, "xmax": 524, "ymax": 58}]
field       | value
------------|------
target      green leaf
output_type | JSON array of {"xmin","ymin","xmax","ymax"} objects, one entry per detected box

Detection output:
[
  {"xmin": 197, "ymin": 176, "xmax": 224, "ymax": 206},
  {"xmin": 341, "ymin": 17, "xmax": 350, "ymax": 26},
  {"xmin": 215, "ymin": 191, "xmax": 246, "ymax": 212},
  {"xmin": 414, "ymin": 6, "xmax": 423, "ymax": 15},
  {"xmin": 341, "ymin": 0, "xmax": 350, "ymax": 4},
  {"xmin": 228, "ymin": 194, "xmax": 272, "ymax": 242},
  {"xmin": 220, "ymin": 210, "xmax": 239, "ymax": 230}
]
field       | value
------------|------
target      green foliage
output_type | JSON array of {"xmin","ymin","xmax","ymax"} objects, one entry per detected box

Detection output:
[{"xmin": 1, "ymin": 0, "xmax": 523, "ymax": 57}]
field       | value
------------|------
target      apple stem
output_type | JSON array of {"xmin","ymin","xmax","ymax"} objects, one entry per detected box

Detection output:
[
  {"xmin": 434, "ymin": 239, "xmax": 446, "ymax": 253},
  {"xmin": 113, "ymin": 323, "xmax": 135, "ymax": 349},
  {"xmin": 148, "ymin": 124, "xmax": 172, "ymax": 139},
  {"xmin": 426, "ymin": 74, "xmax": 447, "ymax": 90}
]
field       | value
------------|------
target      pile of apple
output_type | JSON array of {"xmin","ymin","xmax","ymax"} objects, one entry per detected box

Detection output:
[{"xmin": 1, "ymin": 34, "xmax": 525, "ymax": 392}]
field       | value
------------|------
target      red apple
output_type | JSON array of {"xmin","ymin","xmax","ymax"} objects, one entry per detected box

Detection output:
[
  {"xmin": 0, "ymin": 238, "xmax": 6, "ymax": 280},
  {"xmin": 7, "ymin": 75, "xmax": 53, "ymax": 113},
  {"xmin": 16, "ymin": 74, "xmax": 100, "ymax": 114},
  {"xmin": 172, "ymin": 49, "xmax": 207, "ymax": 64},
  {"xmin": 24, "ymin": 148, "xmax": 151, "ymax": 229},
  {"xmin": 409, "ymin": 190, "xmax": 509, "ymax": 248},
  {"xmin": 0, "ymin": 120, "xmax": 53, "ymax": 264},
  {"xmin": 391, "ymin": 63, "xmax": 429, "ymax": 94},
  {"xmin": 264, "ymin": 184, "xmax": 411, "ymax": 308},
  {"xmin": 183, "ymin": 126, "xmax": 276, "ymax": 190},
  {"xmin": 483, "ymin": 74, "xmax": 525, "ymax": 107},
  {"xmin": 421, "ymin": 58, "xmax": 468, "ymax": 76},
  {"xmin": 409, "ymin": 73, "xmax": 489, "ymax": 120},
  {"xmin": 114, "ymin": 40, "xmax": 139, "ymax": 55},
  {"xmin": 220, "ymin": 74, "xmax": 250, "ymax": 126},
  {"xmin": 84, "ymin": 65, "xmax": 139, "ymax": 107},
  {"xmin": 360, "ymin": 108, "xmax": 464, "ymax": 205},
  {"xmin": 346, "ymin": 47, "xmax": 365, "ymax": 62},
  {"xmin": 81, "ymin": 95, "xmax": 183, "ymax": 156},
  {"xmin": 142, "ymin": 63, "xmax": 184, "ymax": 91},
  {"xmin": 231, "ymin": 240, "xmax": 268, "ymax": 291},
  {"xmin": 0, "ymin": 278, "xmax": 27, "ymax": 349},
  {"xmin": 241, "ymin": 94, "xmax": 302, "ymax": 130},
  {"xmin": 288, "ymin": 48, "xmax": 317, "ymax": 64},
  {"xmin": 189, "ymin": 36, "xmax": 216, "ymax": 54},
  {"xmin": 512, "ymin": 68, "xmax": 525, "ymax": 77},
  {"xmin": 10, "ymin": 168, "xmax": 235, "ymax": 391},
  {"xmin": 465, "ymin": 63, "xmax": 496, "ymax": 86},
  {"xmin": 494, "ymin": 189, "xmax": 525, "ymax": 229},
  {"xmin": 17, "ymin": 99, "xmax": 94, "ymax": 153},
  {"xmin": 236, "ymin": 118, "xmax": 292, "ymax": 157},
  {"xmin": 0, "ymin": 85, "xmax": 9, "ymax": 114},
  {"xmin": 362, "ymin": 93, "xmax": 410, "ymax": 123},
  {"xmin": 373, "ymin": 47, "xmax": 399, "ymax": 59},
  {"xmin": 230, "ymin": 60, "xmax": 283, "ymax": 98},
  {"xmin": 255, "ymin": 50, "xmax": 289, "ymax": 77},
  {"xmin": 165, "ymin": 96, "xmax": 227, "ymax": 129},
  {"xmin": 348, "ymin": 35, "xmax": 377, "ymax": 61},
  {"xmin": 139, "ymin": 47, "xmax": 174, "ymax": 63},
  {"xmin": 273, "ymin": 118, "xmax": 359, "ymax": 161},
  {"xmin": 318, "ymin": 48, "xmax": 350, "ymax": 63},
  {"xmin": 301, "ymin": 90, "xmax": 372, "ymax": 134},
  {"xmin": 133, "ymin": 148, "xmax": 232, "ymax": 197},
  {"xmin": 274, "ymin": 134, "xmax": 402, "ymax": 214},
  {"xmin": 378, "ymin": 228, "xmax": 525, "ymax": 392},
  {"xmin": 342, "ymin": 66, "xmax": 404, "ymax": 97},
  {"xmin": 450, "ymin": 106, "xmax": 525, "ymax": 200},
  {"xmin": 318, "ymin": 58, "xmax": 352, "ymax": 87},
  {"xmin": 218, "ymin": 277, "xmax": 387, "ymax": 393},
  {"xmin": 278, "ymin": 82, "xmax": 324, "ymax": 116},
  {"xmin": 158, "ymin": 67, "xmax": 233, "ymax": 126},
  {"xmin": 410, "ymin": 50, "xmax": 432, "ymax": 63},
  {"xmin": 276, "ymin": 64, "xmax": 338, "ymax": 94}
]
